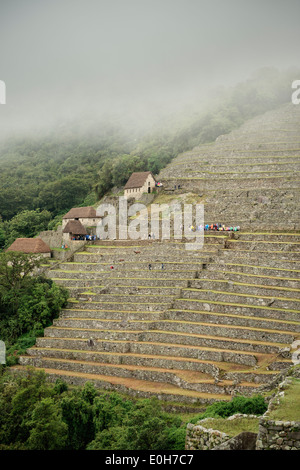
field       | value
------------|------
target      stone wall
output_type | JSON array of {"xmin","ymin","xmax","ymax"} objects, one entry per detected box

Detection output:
[
  {"xmin": 185, "ymin": 422, "xmax": 229, "ymax": 450},
  {"xmin": 256, "ymin": 418, "xmax": 300, "ymax": 450},
  {"xmin": 256, "ymin": 370, "xmax": 300, "ymax": 450},
  {"xmin": 39, "ymin": 226, "xmax": 63, "ymax": 248},
  {"xmin": 185, "ymin": 414, "xmax": 259, "ymax": 450}
]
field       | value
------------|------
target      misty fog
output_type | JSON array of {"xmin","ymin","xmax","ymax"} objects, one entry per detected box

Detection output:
[{"xmin": 0, "ymin": 0, "xmax": 300, "ymax": 137}]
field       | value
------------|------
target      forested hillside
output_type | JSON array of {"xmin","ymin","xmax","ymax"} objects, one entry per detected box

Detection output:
[{"xmin": 0, "ymin": 67, "xmax": 298, "ymax": 250}]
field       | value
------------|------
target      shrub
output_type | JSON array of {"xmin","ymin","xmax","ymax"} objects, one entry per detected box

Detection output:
[{"xmin": 190, "ymin": 395, "xmax": 267, "ymax": 423}]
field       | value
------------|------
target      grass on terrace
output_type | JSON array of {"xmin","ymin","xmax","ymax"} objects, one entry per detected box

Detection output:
[
  {"xmin": 268, "ymin": 376, "xmax": 300, "ymax": 421},
  {"xmin": 183, "ymin": 416, "xmax": 260, "ymax": 437}
]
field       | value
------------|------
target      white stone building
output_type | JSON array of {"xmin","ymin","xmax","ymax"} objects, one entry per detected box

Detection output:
[{"xmin": 124, "ymin": 171, "xmax": 157, "ymax": 199}]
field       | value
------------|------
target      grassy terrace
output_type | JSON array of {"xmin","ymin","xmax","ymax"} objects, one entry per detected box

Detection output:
[
  {"xmin": 175, "ymin": 298, "xmax": 300, "ymax": 315},
  {"xmin": 44, "ymin": 327, "xmax": 289, "ymax": 349},
  {"xmin": 185, "ymin": 170, "xmax": 300, "ymax": 176},
  {"xmin": 185, "ymin": 160, "xmax": 300, "ymax": 168},
  {"xmin": 207, "ymin": 270, "xmax": 300, "ymax": 283},
  {"xmin": 20, "ymin": 366, "xmax": 230, "ymax": 401},
  {"xmin": 193, "ymin": 279, "xmax": 300, "ymax": 293},
  {"xmin": 193, "ymin": 416, "xmax": 260, "ymax": 436},
  {"xmin": 210, "ymin": 262, "xmax": 300, "ymax": 273},
  {"xmin": 183, "ymin": 288, "xmax": 300, "ymax": 303},
  {"xmin": 165, "ymin": 175, "xmax": 300, "ymax": 181},
  {"xmin": 170, "ymin": 155, "xmax": 300, "ymax": 165},
  {"xmin": 267, "ymin": 377, "xmax": 300, "ymax": 421}
]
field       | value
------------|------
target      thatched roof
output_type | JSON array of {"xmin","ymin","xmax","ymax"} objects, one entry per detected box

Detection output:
[
  {"xmin": 63, "ymin": 206, "xmax": 101, "ymax": 219},
  {"xmin": 6, "ymin": 238, "xmax": 51, "ymax": 254},
  {"xmin": 124, "ymin": 171, "xmax": 156, "ymax": 190},
  {"xmin": 63, "ymin": 220, "xmax": 87, "ymax": 235}
]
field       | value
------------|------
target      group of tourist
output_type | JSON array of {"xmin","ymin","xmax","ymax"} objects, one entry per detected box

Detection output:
[
  {"xmin": 205, "ymin": 224, "xmax": 240, "ymax": 232},
  {"xmin": 71, "ymin": 235, "xmax": 100, "ymax": 241},
  {"xmin": 189, "ymin": 224, "xmax": 241, "ymax": 232}
]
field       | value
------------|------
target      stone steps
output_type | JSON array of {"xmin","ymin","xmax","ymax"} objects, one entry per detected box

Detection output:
[
  {"xmin": 195, "ymin": 270, "xmax": 300, "ymax": 289},
  {"xmin": 57, "ymin": 261, "xmax": 206, "ymax": 272},
  {"xmin": 41, "ymin": 328, "xmax": 288, "ymax": 355},
  {"xmin": 65, "ymin": 301, "xmax": 169, "ymax": 313},
  {"xmin": 75, "ymin": 285, "xmax": 183, "ymax": 296},
  {"xmin": 167, "ymin": 309, "xmax": 300, "ymax": 334},
  {"xmin": 21, "ymin": 349, "xmax": 221, "ymax": 374},
  {"xmin": 180, "ymin": 289, "xmax": 300, "ymax": 312},
  {"xmin": 173, "ymin": 299, "xmax": 300, "ymax": 324},
  {"xmin": 181, "ymin": 162, "xmax": 300, "ymax": 172},
  {"xmin": 25, "ymin": 338, "xmax": 260, "ymax": 367},
  {"xmin": 189, "ymin": 278, "xmax": 300, "ymax": 298},
  {"xmin": 209, "ymin": 232, "xmax": 300, "ymax": 241},
  {"xmin": 219, "ymin": 252, "xmax": 300, "ymax": 263},
  {"xmin": 47, "ymin": 269, "xmax": 198, "ymax": 280},
  {"xmin": 223, "ymin": 240, "xmax": 300, "ymax": 252},
  {"xmin": 48, "ymin": 316, "xmax": 295, "ymax": 344},
  {"xmin": 72, "ymin": 293, "xmax": 175, "ymax": 304},
  {"xmin": 20, "ymin": 355, "xmax": 234, "ymax": 395},
  {"xmin": 161, "ymin": 177, "xmax": 300, "ymax": 191},
  {"xmin": 59, "ymin": 309, "xmax": 165, "ymax": 321},
  {"xmin": 207, "ymin": 262, "xmax": 300, "ymax": 279},
  {"xmin": 71, "ymin": 252, "xmax": 218, "ymax": 264},
  {"xmin": 19, "ymin": 352, "xmax": 271, "ymax": 397},
  {"xmin": 51, "ymin": 277, "xmax": 191, "ymax": 288},
  {"xmin": 12, "ymin": 365, "xmax": 232, "ymax": 405}
]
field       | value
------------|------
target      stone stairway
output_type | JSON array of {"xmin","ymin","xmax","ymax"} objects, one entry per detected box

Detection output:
[{"xmin": 17, "ymin": 232, "xmax": 300, "ymax": 405}]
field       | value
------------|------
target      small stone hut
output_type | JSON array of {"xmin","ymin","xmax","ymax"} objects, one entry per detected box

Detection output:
[
  {"xmin": 124, "ymin": 171, "xmax": 156, "ymax": 199},
  {"xmin": 6, "ymin": 238, "xmax": 51, "ymax": 258},
  {"xmin": 62, "ymin": 220, "xmax": 87, "ymax": 242}
]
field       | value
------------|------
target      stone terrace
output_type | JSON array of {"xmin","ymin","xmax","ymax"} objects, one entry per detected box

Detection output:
[
  {"xmin": 159, "ymin": 103, "xmax": 300, "ymax": 230},
  {"xmin": 16, "ymin": 103, "xmax": 300, "ymax": 406},
  {"xmin": 17, "ymin": 232, "xmax": 300, "ymax": 405}
]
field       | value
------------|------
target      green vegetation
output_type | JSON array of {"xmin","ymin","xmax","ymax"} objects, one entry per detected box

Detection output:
[
  {"xmin": 0, "ymin": 370, "xmax": 186, "ymax": 450},
  {"xmin": 195, "ymin": 416, "xmax": 260, "ymax": 437},
  {"xmin": 0, "ymin": 252, "xmax": 69, "ymax": 365},
  {"xmin": 0, "ymin": 368, "xmax": 268, "ymax": 450},
  {"xmin": 189, "ymin": 395, "xmax": 268, "ymax": 422},
  {"xmin": 0, "ymin": 209, "xmax": 52, "ymax": 251},
  {"xmin": 268, "ymin": 377, "xmax": 300, "ymax": 421}
]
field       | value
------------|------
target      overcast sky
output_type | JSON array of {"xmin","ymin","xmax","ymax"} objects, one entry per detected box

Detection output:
[{"xmin": 0, "ymin": 0, "xmax": 300, "ymax": 135}]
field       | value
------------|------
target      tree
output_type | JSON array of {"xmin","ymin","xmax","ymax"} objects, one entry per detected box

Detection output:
[
  {"xmin": 95, "ymin": 161, "xmax": 113, "ymax": 199},
  {"xmin": 111, "ymin": 155, "xmax": 145, "ymax": 187},
  {"xmin": 0, "ymin": 252, "xmax": 68, "ymax": 345},
  {"xmin": 1, "ymin": 369, "xmax": 53, "ymax": 446},
  {"xmin": 89, "ymin": 397, "xmax": 183, "ymax": 450},
  {"xmin": 0, "ymin": 251, "xmax": 41, "ymax": 294},
  {"xmin": 27, "ymin": 398, "xmax": 68, "ymax": 450},
  {"xmin": 37, "ymin": 176, "xmax": 90, "ymax": 215},
  {"xmin": 6, "ymin": 209, "xmax": 52, "ymax": 243}
]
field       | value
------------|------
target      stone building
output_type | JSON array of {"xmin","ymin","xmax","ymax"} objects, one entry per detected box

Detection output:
[
  {"xmin": 6, "ymin": 237, "xmax": 51, "ymax": 258},
  {"xmin": 62, "ymin": 206, "xmax": 103, "ymax": 230},
  {"xmin": 124, "ymin": 171, "xmax": 156, "ymax": 199},
  {"xmin": 62, "ymin": 219, "xmax": 87, "ymax": 242}
]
